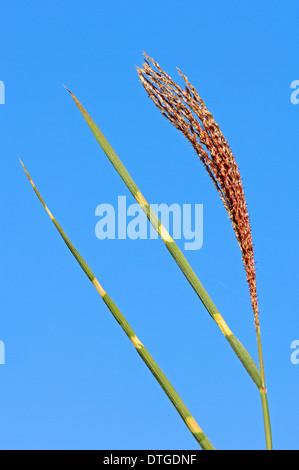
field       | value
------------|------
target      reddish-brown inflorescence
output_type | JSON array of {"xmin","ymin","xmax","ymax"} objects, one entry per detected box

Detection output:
[{"xmin": 137, "ymin": 53, "xmax": 259, "ymax": 325}]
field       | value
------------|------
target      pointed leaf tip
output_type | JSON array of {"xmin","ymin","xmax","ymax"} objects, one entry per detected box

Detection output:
[{"xmin": 63, "ymin": 84, "xmax": 74, "ymax": 97}]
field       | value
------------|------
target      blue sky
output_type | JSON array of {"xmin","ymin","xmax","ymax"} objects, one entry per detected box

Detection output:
[{"xmin": 0, "ymin": 0, "xmax": 298, "ymax": 450}]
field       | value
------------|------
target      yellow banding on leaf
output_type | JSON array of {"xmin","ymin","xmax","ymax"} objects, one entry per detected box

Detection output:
[
  {"xmin": 159, "ymin": 225, "xmax": 173, "ymax": 243},
  {"xmin": 135, "ymin": 190, "xmax": 148, "ymax": 208},
  {"xmin": 130, "ymin": 335, "xmax": 143, "ymax": 349},
  {"xmin": 45, "ymin": 206, "xmax": 54, "ymax": 220},
  {"xmin": 92, "ymin": 278, "xmax": 106, "ymax": 298},
  {"xmin": 185, "ymin": 416, "xmax": 203, "ymax": 434},
  {"xmin": 214, "ymin": 313, "xmax": 232, "ymax": 336}
]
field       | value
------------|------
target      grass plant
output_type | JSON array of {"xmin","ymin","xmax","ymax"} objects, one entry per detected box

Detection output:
[{"xmin": 21, "ymin": 53, "xmax": 272, "ymax": 449}]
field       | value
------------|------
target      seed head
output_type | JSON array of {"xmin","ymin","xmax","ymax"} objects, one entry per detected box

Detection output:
[{"xmin": 137, "ymin": 53, "xmax": 259, "ymax": 323}]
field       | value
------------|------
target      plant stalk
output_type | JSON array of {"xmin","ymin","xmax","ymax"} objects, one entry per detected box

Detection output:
[
  {"xmin": 66, "ymin": 88, "xmax": 262, "ymax": 391},
  {"xmin": 255, "ymin": 321, "xmax": 272, "ymax": 449},
  {"xmin": 20, "ymin": 158, "xmax": 215, "ymax": 450}
]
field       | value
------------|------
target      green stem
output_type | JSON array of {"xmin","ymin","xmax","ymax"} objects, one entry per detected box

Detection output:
[
  {"xmin": 66, "ymin": 88, "xmax": 262, "ymax": 390},
  {"xmin": 255, "ymin": 322, "xmax": 272, "ymax": 449},
  {"xmin": 20, "ymin": 159, "xmax": 215, "ymax": 450}
]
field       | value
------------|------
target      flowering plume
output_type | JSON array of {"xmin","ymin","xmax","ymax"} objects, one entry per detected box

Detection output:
[{"xmin": 137, "ymin": 53, "xmax": 259, "ymax": 324}]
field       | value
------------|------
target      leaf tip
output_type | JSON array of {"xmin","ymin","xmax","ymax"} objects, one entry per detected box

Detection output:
[{"xmin": 63, "ymin": 84, "xmax": 75, "ymax": 97}]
